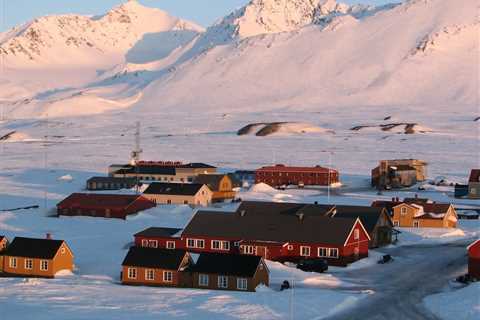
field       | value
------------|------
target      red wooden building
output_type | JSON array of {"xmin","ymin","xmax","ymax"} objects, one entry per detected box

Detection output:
[
  {"xmin": 467, "ymin": 239, "xmax": 480, "ymax": 278},
  {"xmin": 135, "ymin": 201, "xmax": 370, "ymax": 266},
  {"xmin": 255, "ymin": 164, "xmax": 339, "ymax": 187},
  {"xmin": 57, "ymin": 193, "xmax": 155, "ymax": 220}
]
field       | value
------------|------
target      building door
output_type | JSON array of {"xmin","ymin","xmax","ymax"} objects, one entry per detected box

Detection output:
[{"xmin": 256, "ymin": 246, "xmax": 268, "ymax": 259}]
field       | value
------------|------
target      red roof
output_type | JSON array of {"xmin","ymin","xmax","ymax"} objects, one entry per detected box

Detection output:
[
  {"xmin": 469, "ymin": 169, "xmax": 480, "ymax": 183},
  {"xmin": 57, "ymin": 193, "xmax": 153, "ymax": 210},
  {"xmin": 257, "ymin": 164, "xmax": 337, "ymax": 173}
]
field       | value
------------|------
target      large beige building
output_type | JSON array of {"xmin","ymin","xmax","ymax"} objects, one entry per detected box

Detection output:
[
  {"xmin": 110, "ymin": 162, "xmax": 217, "ymax": 183},
  {"xmin": 372, "ymin": 159, "xmax": 427, "ymax": 189},
  {"xmin": 142, "ymin": 182, "xmax": 213, "ymax": 207}
]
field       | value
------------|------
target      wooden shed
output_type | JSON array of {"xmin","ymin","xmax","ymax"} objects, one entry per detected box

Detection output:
[
  {"xmin": 193, "ymin": 174, "xmax": 236, "ymax": 202},
  {"xmin": 188, "ymin": 253, "xmax": 269, "ymax": 292},
  {"xmin": 121, "ymin": 247, "xmax": 191, "ymax": 287},
  {"xmin": 1, "ymin": 236, "xmax": 74, "ymax": 278},
  {"xmin": 57, "ymin": 193, "xmax": 155, "ymax": 219},
  {"xmin": 468, "ymin": 239, "xmax": 480, "ymax": 279}
]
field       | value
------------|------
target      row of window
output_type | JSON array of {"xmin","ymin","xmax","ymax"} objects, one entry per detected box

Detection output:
[
  {"xmin": 9, "ymin": 257, "xmax": 49, "ymax": 271},
  {"xmin": 186, "ymin": 239, "xmax": 231, "ymax": 251},
  {"xmin": 257, "ymin": 172, "xmax": 334, "ymax": 177},
  {"xmin": 300, "ymin": 246, "xmax": 339, "ymax": 258},
  {"xmin": 393, "ymin": 220, "xmax": 420, "ymax": 228},
  {"xmin": 141, "ymin": 239, "xmax": 176, "ymax": 249},
  {"xmin": 127, "ymin": 268, "xmax": 173, "ymax": 282},
  {"xmin": 130, "ymin": 176, "xmax": 194, "ymax": 183},
  {"xmin": 198, "ymin": 274, "xmax": 248, "ymax": 290}
]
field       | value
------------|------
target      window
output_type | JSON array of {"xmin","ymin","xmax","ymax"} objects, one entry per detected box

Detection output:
[
  {"xmin": 9, "ymin": 257, "xmax": 17, "ymax": 268},
  {"xmin": 401, "ymin": 207, "xmax": 407, "ymax": 215},
  {"xmin": 166, "ymin": 241, "xmax": 175, "ymax": 249},
  {"xmin": 287, "ymin": 245, "xmax": 293, "ymax": 251},
  {"xmin": 328, "ymin": 248, "xmax": 339, "ymax": 258},
  {"xmin": 471, "ymin": 188, "xmax": 476, "ymax": 194},
  {"xmin": 40, "ymin": 260, "xmax": 49, "ymax": 271},
  {"xmin": 354, "ymin": 229, "xmax": 360, "ymax": 240},
  {"xmin": 25, "ymin": 259, "xmax": 33, "ymax": 270},
  {"xmin": 218, "ymin": 275, "xmax": 228, "ymax": 288},
  {"xmin": 184, "ymin": 200, "xmax": 189, "ymax": 204},
  {"xmin": 413, "ymin": 221, "xmax": 420, "ymax": 228},
  {"xmin": 141, "ymin": 239, "xmax": 149, "ymax": 247},
  {"xmin": 60, "ymin": 247, "xmax": 66, "ymax": 254},
  {"xmin": 145, "ymin": 269, "xmax": 155, "ymax": 281},
  {"xmin": 167, "ymin": 199, "xmax": 172, "ymax": 204},
  {"xmin": 212, "ymin": 240, "xmax": 230, "ymax": 250},
  {"xmin": 128, "ymin": 268, "xmax": 137, "ymax": 279},
  {"xmin": 163, "ymin": 271, "xmax": 173, "ymax": 282},
  {"xmin": 241, "ymin": 245, "xmax": 255, "ymax": 255},
  {"xmin": 148, "ymin": 240, "xmax": 158, "ymax": 248},
  {"xmin": 187, "ymin": 239, "xmax": 204, "ymax": 249},
  {"xmin": 393, "ymin": 220, "xmax": 399, "ymax": 227},
  {"xmin": 199, "ymin": 274, "xmax": 209, "ymax": 286},
  {"xmin": 212, "ymin": 240, "xmax": 221, "ymax": 250},
  {"xmin": 318, "ymin": 247, "xmax": 327, "ymax": 257},
  {"xmin": 300, "ymin": 246, "xmax": 311, "ymax": 257},
  {"xmin": 237, "ymin": 278, "xmax": 248, "ymax": 290}
]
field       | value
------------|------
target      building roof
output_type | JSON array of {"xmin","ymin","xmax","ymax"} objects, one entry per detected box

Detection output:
[
  {"xmin": 193, "ymin": 174, "xmax": 229, "ymax": 191},
  {"xmin": 469, "ymin": 169, "xmax": 480, "ymax": 183},
  {"xmin": 389, "ymin": 165, "xmax": 416, "ymax": 171},
  {"xmin": 122, "ymin": 247, "xmax": 188, "ymax": 269},
  {"xmin": 188, "ymin": 252, "xmax": 262, "ymax": 277},
  {"xmin": 237, "ymin": 201, "xmax": 386, "ymax": 235},
  {"xmin": 183, "ymin": 204, "xmax": 360, "ymax": 245},
  {"xmin": 178, "ymin": 163, "xmax": 216, "ymax": 169},
  {"xmin": 5, "ymin": 237, "xmax": 65, "ymax": 259},
  {"xmin": 467, "ymin": 239, "xmax": 480, "ymax": 251},
  {"xmin": 115, "ymin": 166, "xmax": 176, "ymax": 176},
  {"xmin": 57, "ymin": 193, "xmax": 151, "ymax": 209},
  {"xmin": 143, "ymin": 183, "xmax": 207, "ymax": 196},
  {"xmin": 87, "ymin": 176, "xmax": 137, "ymax": 183},
  {"xmin": 134, "ymin": 227, "xmax": 182, "ymax": 238},
  {"xmin": 404, "ymin": 197, "xmax": 430, "ymax": 204},
  {"xmin": 256, "ymin": 164, "xmax": 337, "ymax": 173},
  {"xmin": 0, "ymin": 235, "xmax": 6, "ymax": 242}
]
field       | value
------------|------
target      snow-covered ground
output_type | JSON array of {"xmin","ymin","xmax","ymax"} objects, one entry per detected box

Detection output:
[{"xmin": 424, "ymin": 282, "xmax": 480, "ymax": 320}]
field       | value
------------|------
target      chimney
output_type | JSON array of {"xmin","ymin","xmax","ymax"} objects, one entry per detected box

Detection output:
[
  {"xmin": 314, "ymin": 201, "xmax": 318, "ymax": 205},
  {"xmin": 297, "ymin": 212, "xmax": 304, "ymax": 221},
  {"xmin": 392, "ymin": 197, "xmax": 395, "ymax": 202},
  {"xmin": 46, "ymin": 233, "xmax": 52, "ymax": 240}
]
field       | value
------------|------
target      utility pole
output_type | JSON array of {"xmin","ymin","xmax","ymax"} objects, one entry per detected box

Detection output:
[{"xmin": 130, "ymin": 122, "xmax": 142, "ymax": 194}]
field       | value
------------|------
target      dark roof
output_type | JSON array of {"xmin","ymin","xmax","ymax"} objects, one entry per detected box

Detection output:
[
  {"xmin": 122, "ymin": 247, "xmax": 187, "ymax": 269},
  {"xmin": 404, "ymin": 197, "xmax": 430, "ymax": 204},
  {"xmin": 87, "ymin": 176, "xmax": 137, "ymax": 183},
  {"xmin": 5, "ymin": 237, "xmax": 65, "ymax": 259},
  {"xmin": 134, "ymin": 227, "xmax": 182, "ymax": 238},
  {"xmin": 256, "ymin": 164, "xmax": 337, "ymax": 173},
  {"xmin": 183, "ymin": 202, "xmax": 359, "ymax": 245},
  {"xmin": 237, "ymin": 201, "xmax": 386, "ymax": 235},
  {"xmin": 57, "ymin": 193, "xmax": 151, "ymax": 209},
  {"xmin": 193, "ymin": 174, "xmax": 229, "ymax": 191},
  {"xmin": 189, "ymin": 253, "xmax": 262, "ymax": 277},
  {"xmin": 469, "ymin": 169, "xmax": 480, "ymax": 183},
  {"xmin": 115, "ymin": 166, "xmax": 176, "ymax": 176},
  {"xmin": 178, "ymin": 163, "xmax": 216, "ymax": 169},
  {"xmin": 371, "ymin": 200, "xmax": 402, "ymax": 212},
  {"xmin": 143, "ymin": 183, "xmax": 206, "ymax": 196},
  {"xmin": 389, "ymin": 165, "xmax": 416, "ymax": 171}
]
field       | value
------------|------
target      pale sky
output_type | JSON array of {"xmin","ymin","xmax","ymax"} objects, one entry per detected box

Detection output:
[{"xmin": 0, "ymin": 0, "xmax": 396, "ymax": 32}]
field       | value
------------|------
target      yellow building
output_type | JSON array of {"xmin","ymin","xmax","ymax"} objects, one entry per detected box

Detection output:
[
  {"xmin": 193, "ymin": 174, "xmax": 237, "ymax": 202},
  {"xmin": 392, "ymin": 203, "xmax": 457, "ymax": 228},
  {"xmin": 143, "ymin": 182, "xmax": 213, "ymax": 207},
  {"xmin": 0, "ymin": 236, "xmax": 8, "ymax": 272}
]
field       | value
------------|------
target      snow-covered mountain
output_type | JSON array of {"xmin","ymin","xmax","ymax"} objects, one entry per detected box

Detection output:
[
  {"xmin": 0, "ymin": 0, "xmax": 203, "ymax": 67},
  {"xmin": 0, "ymin": 0, "xmax": 477, "ymax": 119}
]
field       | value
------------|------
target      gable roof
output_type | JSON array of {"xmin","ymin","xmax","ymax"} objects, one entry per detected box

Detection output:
[
  {"xmin": 469, "ymin": 169, "xmax": 480, "ymax": 183},
  {"xmin": 0, "ymin": 235, "xmax": 6, "ymax": 243},
  {"xmin": 143, "ymin": 183, "xmax": 207, "ymax": 196},
  {"xmin": 193, "ymin": 174, "xmax": 229, "ymax": 191},
  {"xmin": 87, "ymin": 176, "xmax": 137, "ymax": 184},
  {"xmin": 134, "ymin": 227, "xmax": 182, "ymax": 238},
  {"xmin": 256, "ymin": 164, "xmax": 337, "ymax": 173},
  {"xmin": 188, "ymin": 253, "xmax": 262, "ymax": 277},
  {"xmin": 183, "ymin": 207, "xmax": 359, "ymax": 245},
  {"xmin": 5, "ymin": 237, "xmax": 65, "ymax": 259},
  {"xmin": 122, "ymin": 247, "xmax": 188, "ymax": 269},
  {"xmin": 57, "ymin": 193, "xmax": 151, "ymax": 209},
  {"xmin": 237, "ymin": 201, "xmax": 386, "ymax": 235}
]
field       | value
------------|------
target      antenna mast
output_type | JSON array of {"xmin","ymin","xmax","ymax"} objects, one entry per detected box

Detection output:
[{"xmin": 130, "ymin": 121, "xmax": 142, "ymax": 166}]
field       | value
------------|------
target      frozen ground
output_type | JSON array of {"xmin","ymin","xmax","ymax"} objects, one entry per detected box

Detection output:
[{"xmin": 424, "ymin": 282, "xmax": 480, "ymax": 320}]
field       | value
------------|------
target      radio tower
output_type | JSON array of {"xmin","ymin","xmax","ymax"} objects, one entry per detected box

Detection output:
[{"xmin": 130, "ymin": 121, "xmax": 142, "ymax": 166}]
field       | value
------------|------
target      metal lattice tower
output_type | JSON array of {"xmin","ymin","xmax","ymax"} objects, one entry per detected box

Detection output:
[{"xmin": 130, "ymin": 121, "xmax": 142, "ymax": 166}]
